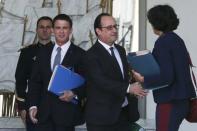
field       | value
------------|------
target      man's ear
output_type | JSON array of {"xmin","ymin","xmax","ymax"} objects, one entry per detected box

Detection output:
[{"xmin": 96, "ymin": 28, "xmax": 101, "ymax": 35}]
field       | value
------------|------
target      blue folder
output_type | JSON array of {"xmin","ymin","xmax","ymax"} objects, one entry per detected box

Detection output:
[
  {"xmin": 48, "ymin": 65, "xmax": 85, "ymax": 96},
  {"xmin": 127, "ymin": 50, "xmax": 168, "ymax": 90},
  {"xmin": 127, "ymin": 50, "xmax": 160, "ymax": 78}
]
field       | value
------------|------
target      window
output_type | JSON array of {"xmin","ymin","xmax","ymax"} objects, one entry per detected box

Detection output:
[{"xmin": 113, "ymin": 0, "xmax": 139, "ymax": 52}]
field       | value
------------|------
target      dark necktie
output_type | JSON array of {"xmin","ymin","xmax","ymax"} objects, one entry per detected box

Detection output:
[
  {"xmin": 53, "ymin": 47, "xmax": 61, "ymax": 70},
  {"xmin": 109, "ymin": 47, "xmax": 117, "ymax": 60},
  {"xmin": 110, "ymin": 47, "xmax": 127, "ymax": 106},
  {"xmin": 109, "ymin": 47, "xmax": 121, "ymax": 70}
]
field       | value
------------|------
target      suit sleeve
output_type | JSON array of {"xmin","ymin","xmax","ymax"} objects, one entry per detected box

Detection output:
[
  {"xmin": 150, "ymin": 40, "xmax": 175, "ymax": 87},
  {"xmin": 27, "ymin": 51, "xmax": 43, "ymax": 107},
  {"xmin": 71, "ymin": 50, "xmax": 86, "ymax": 99},
  {"xmin": 15, "ymin": 49, "xmax": 28, "ymax": 110}
]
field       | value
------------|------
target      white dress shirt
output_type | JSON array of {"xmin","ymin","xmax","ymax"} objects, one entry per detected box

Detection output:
[{"xmin": 51, "ymin": 40, "xmax": 71, "ymax": 70}]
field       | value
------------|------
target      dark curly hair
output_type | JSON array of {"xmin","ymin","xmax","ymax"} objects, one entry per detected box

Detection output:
[{"xmin": 147, "ymin": 5, "xmax": 179, "ymax": 33}]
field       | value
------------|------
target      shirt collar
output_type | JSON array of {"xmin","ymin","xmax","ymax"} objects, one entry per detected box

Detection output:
[
  {"xmin": 98, "ymin": 39, "xmax": 115, "ymax": 51},
  {"xmin": 54, "ymin": 40, "xmax": 71, "ymax": 52}
]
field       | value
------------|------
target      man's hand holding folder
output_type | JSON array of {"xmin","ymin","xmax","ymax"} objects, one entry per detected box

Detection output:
[
  {"xmin": 59, "ymin": 90, "xmax": 78, "ymax": 104},
  {"xmin": 48, "ymin": 65, "xmax": 85, "ymax": 103}
]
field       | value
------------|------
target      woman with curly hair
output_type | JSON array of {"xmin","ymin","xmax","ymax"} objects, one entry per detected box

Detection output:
[{"xmin": 133, "ymin": 5, "xmax": 196, "ymax": 131}]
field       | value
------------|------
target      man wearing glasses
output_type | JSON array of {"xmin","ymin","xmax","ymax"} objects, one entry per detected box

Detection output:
[{"xmin": 84, "ymin": 13, "xmax": 147, "ymax": 131}]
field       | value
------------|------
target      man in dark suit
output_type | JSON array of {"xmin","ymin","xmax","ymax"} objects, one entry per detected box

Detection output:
[
  {"xmin": 28, "ymin": 14, "xmax": 85, "ymax": 131},
  {"xmin": 15, "ymin": 16, "xmax": 53, "ymax": 131},
  {"xmin": 84, "ymin": 13, "xmax": 147, "ymax": 131}
]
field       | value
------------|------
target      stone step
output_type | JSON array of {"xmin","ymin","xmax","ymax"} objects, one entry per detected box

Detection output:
[
  {"xmin": 0, "ymin": 117, "xmax": 155, "ymax": 131},
  {"xmin": 0, "ymin": 117, "xmax": 25, "ymax": 131},
  {"xmin": 0, "ymin": 117, "xmax": 87, "ymax": 131}
]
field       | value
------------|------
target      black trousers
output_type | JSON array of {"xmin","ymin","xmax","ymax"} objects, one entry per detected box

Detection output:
[
  {"xmin": 26, "ymin": 121, "xmax": 36, "ymax": 131},
  {"xmin": 26, "ymin": 112, "xmax": 36, "ymax": 131},
  {"xmin": 87, "ymin": 106, "xmax": 131, "ymax": 131},
  {"xmin": 35, "ymin": 120, "xmax": 74, "ymax": 131}
]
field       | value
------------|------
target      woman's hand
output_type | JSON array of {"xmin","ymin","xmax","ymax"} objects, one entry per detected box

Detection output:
[{"xmin": 132, "ymin": 70, "xmax": 144, "ymax": 82}]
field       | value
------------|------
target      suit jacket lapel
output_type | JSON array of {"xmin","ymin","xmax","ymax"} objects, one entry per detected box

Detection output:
[
  {"xmin": 61, "ymin": 43, "xmax": 74, "ymax": 67},
  {"xmin": 95, "ymin": 42, "xmax": 112, "ymax": 59},
  {"xmin": 46, "ymin": 43, "xmax": 54, "ymax": 73},
  {"xmin": 95, "ymin": 42, "xmax": 123, "ymax": 80},
  {"xmin": 48, "ymin": 43, "xmax": 74, "ymax": 72},
  {"xmin": 115, "ymin": 44, "xmax": 129, "ymax": 80}
]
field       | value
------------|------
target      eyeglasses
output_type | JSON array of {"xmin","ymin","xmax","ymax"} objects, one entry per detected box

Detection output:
[{"xmin": 99, "ymin": 24, "xmax": 119, "ymax": 30}]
